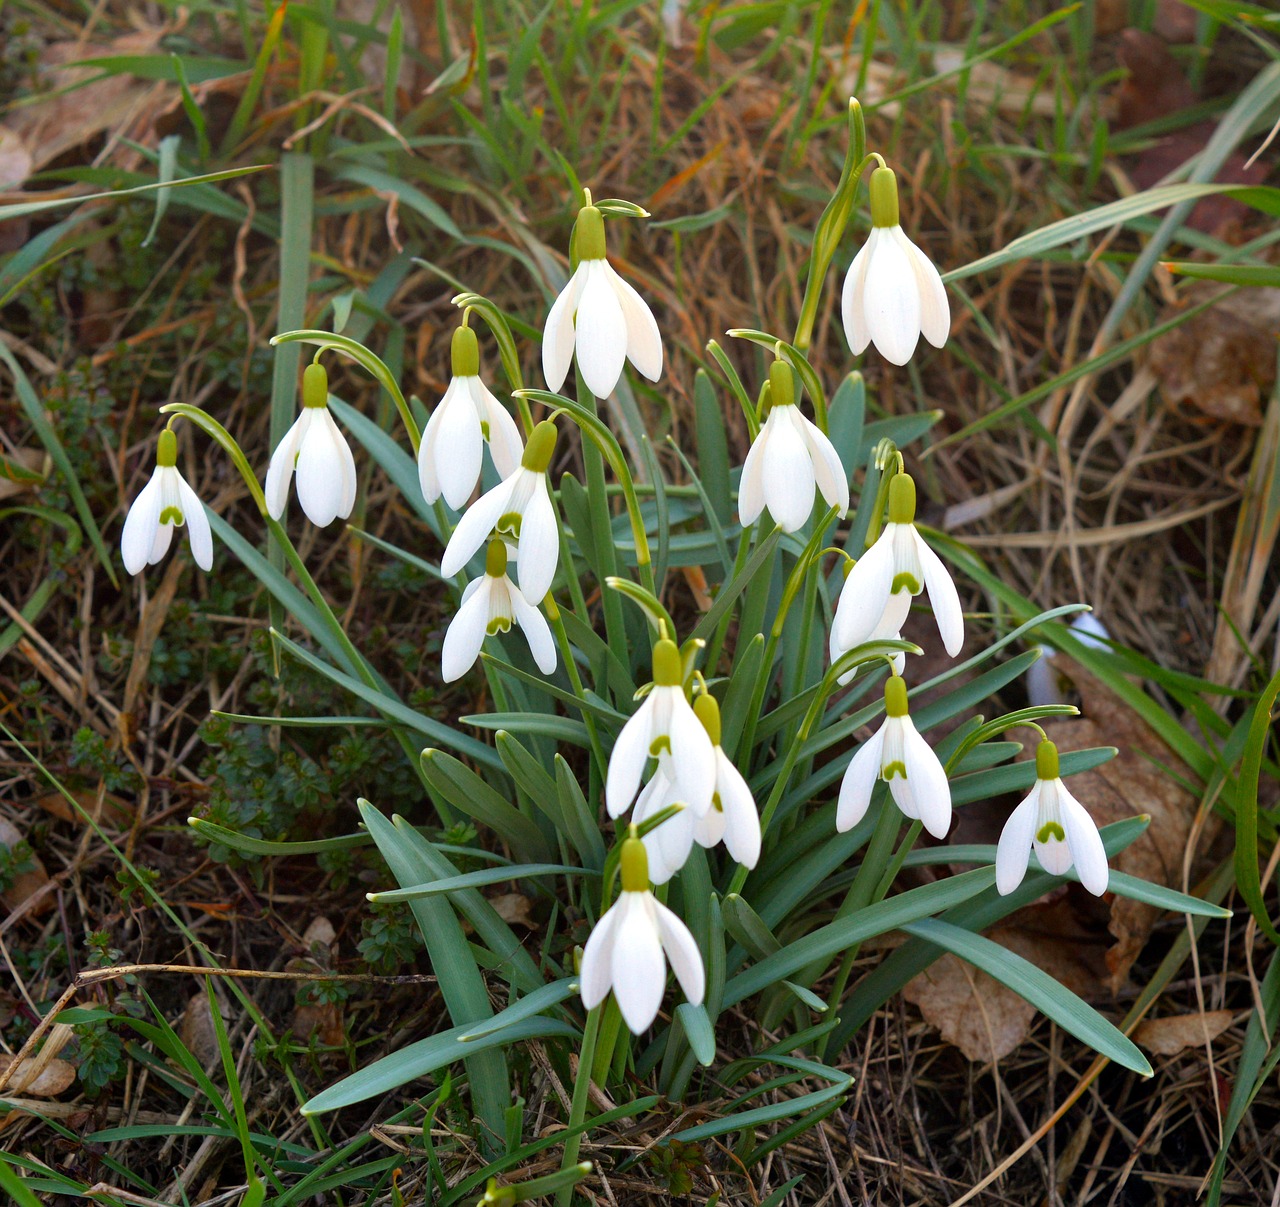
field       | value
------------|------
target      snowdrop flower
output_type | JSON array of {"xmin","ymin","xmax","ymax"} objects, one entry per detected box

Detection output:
[
  {"xmin": 1026, "ymin": 613, "xmax": 1112, "ymax": 707},
  {"xmin": 842, "ymin": 166, "xmax": 949, "ymax": 365},
  {"xmin": 441, "ymin": 539, "xmax": 556, "ymax": 682},
  {"xmin": 605, "ymin": 639, "xmax": 716, "ymax": 821},
  {"xmin": 265, "ymin": 362, "xmax": 357, "ymax": 527},
  {"xmin": 120, "ymin": 428, "xmax": 213, "ymax": 575},
  {"xmin": 833, "ymin": 473, "xmax": 962, "ymax": 659},
  {"xmin": 631, "ymin": 768, "xmax": 695, "ymax": 885},
  {"xmin": 418, "ymin": 323, "xmax": 523, "ymax": 510},
  {"xmin": 996, "ymin": 740, "xmax": 1109, "ymax": 896},
  {"xmin": 542, "ymin": 194, "xmax": 662, "ymax": 399},
  {"xmin": 837, "ymin": 675, "xmax": 951, "ymax": 839},
  {"xmin": 579, "ymin": 833, "xmax": 705, "ymax": 1033},
  {"xmin": 440, "ymin": 420, "xmax": 560, "ymax": 605},
  {"xmin": 690, "ymin": 694, "xmax": 761, "ymax": 870},
  {"xmin": 830, "ymin": 572, "xmax": 911, "ymax": 682},
  {"xmin": 738, "ymin": 360, "xmax": 849, "ymax": 533}
]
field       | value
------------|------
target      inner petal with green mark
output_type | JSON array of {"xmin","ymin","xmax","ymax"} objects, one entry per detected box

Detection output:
[
  {"xmin": 710, "ymin": 793, "xmax": 723, "ymax": 813},
  {"xmin": 882, "ymin": 760, "xmax": 907, "ymax": 781},
  {"xmin": 649, "ymin": 736, "xmax": 671, "ymax": 757},
  {"xmin": 486, "ymin": 616, "xmax": 513, "ymax": 636},
  {"xmin": 159, "ymin": 506, "xmax": 185, "ymax": 527},
  {"xmin": 480, "ymin": 420, "xmax": 491, "ymax": 440},
  {"xmin": 890, "ymin": 572, "xmax": 921, "ymax": 595},
  {"xmin": 1037, "ymin": 821, "xmax": 1066, "ymax": 843},
  {"xmin": 497, "ymin": 511, "xmax": 522, "ymax": 538}
]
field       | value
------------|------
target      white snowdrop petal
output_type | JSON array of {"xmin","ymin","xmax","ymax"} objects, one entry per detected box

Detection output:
[
  {"xmin": 899, "ymin": 721, "xmax": 952, "ymax": 839},
  {"xmin": 265, "ymin": 414, "xmax": 307, "ymax": 520},
  {"xmin": 441, "ymin": 580, "xmax": 493, "ymax": 682},
  {"xmin": 833, "ymin": 529, "xmax": 895, "ymax": 652},
  {"xmin": 605, "ymin": 696, "xmax": 655, "ymax": 818},
  {"xmin": 514, "ymin": 479, "xmax": 558, "ymax": 605},
  {"xmin": 295, "ymin": 419, "xmax": 346, "ymax": 527},
  {"xmin": 176, "ymin": 476, "xmax": 213, "ymax": 571},
  {"xmin": 906, "ymin": 234, "xmax": 950, "ymax": 349},
  {"xmin": 654, "ymin": 899, "xmax": 705, "ymax": 1007},
  {"xmin": 578, "ymin": 901, "xmax": 620, "ymax": 1009},
  {"xmin": 435, "ymin": 380, "xmax": 485, "ymax": 510},
  {"xmin": 511, "ymin": 588, "xmax": 557, "ymax": 674},
  {"xmin": 440, "ymin": 478, "xmax": 511, "ymax": 578},
  {"xmin": 121, "ymin": 472, "xmax": 164, "ymax": 575},
  {"xmin": 715, "ymin": 751, "xmax": 761, "ymax": 868},
  {"xmin": 332, "ymin": 413, "xmax": 358, "ymax": 520},
  {"xmin": 995, "ymin": 789, "xmax": 1040, "ymax": 895},
  {"xmin": 841, "ymin": 233, "xmax": 875, "ymax": 356},
  {"xmin": 573, "ymin": 260, "xmax": 629, "ymax": 398},
  {"xmin": 913, "ymin": 527, "xmax": 964, "ymax": 657},
  {"xmin": 640, "ymin": 799, "xmax": 693, "ymax": 885},
  {"xmin": 737, "ymin": 424, "xmax": 769, "ymax": 527},
  {"xmin": 1059, "ymin": 786, "xmax": 1110, "ymax": 896},
  {"xmin": 798, "ymin": 410, "xmax": 849, "ymax": 517},
  {"xmin": 1026, "ymin": 647, "xmax": 1065, "ymax": 708},
  {"xmin": 761, "ymin": 408, "xmax": 815, "ymax": 533},
  {"xmin": 612, "ymin": 894, "xmax": 666, "ymax": 1033},
  {"xmin": 837, "ymin": 727, "xmax": 885, "ymax": 832},
  {"xmin": 667, "ymin": 694, "xmax": 717, "ymax": 814},
  {"xmin": 864, "ymin": 228, "xmax": 920, "ymax": 366},
  {"xmin": 473, "ymin": 379, "xmax": 524, "ymax": 479},
  {"xmin": 542, "ymin": 262, "xmax": 588, "ymax": 393},
  {"xmin": 605, "ymin": 261, "xmax": 663, "ymax": 382}
]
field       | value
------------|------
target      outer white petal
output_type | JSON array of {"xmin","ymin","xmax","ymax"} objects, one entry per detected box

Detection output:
[
  {"xmin": 611, "ymin": 893, "xmax": 666, "ymax": 1033},
  {"xmin": 761, "ymin": 407, "xmax": 815, "ymax": 533},
  {"xmin": 1026, "ymin": 647, "xmax": 1066, "ymax": 708},
  {"xmin": 471, "ymin": 378, "xmax": 524, "ymax": 479},
  {"xmin": 1059, "ymin": 785, "xmax": 1109, "ymax": 896},
  {"xmin": 435, "ymin": 379, "xmax": 484, "ymax": 509},
  {"xmin": 896, "ymin": 721, "xmax": 951, "ymax": 839},
  {"xmin": 579, "ymin": 901, "xmax": 621, "ymax": 1009},
  {"xmin": 332, "ymin": 412, "xmax": 358, "ymax": 520},
  {"xmin": 511, "ymin": 587, "xmax": 557, "ymax": 674},
  {"xmin": 833, "ymin": 528, "xmax": 896, "ymax": 651},
  {"xmin": 605, "ymin": 695, "xmax": 656, "ymax": 818},
  {"xmin": 121, "ymin": 471, "xmax": 164, "ymax": 575},
  {"xmin": 542, "ymin": 262, "xmax": 588, "ymax": 393},
  {"xmin": 418, "ymin": 387, "xmax": 447, "ymax": 504},
  {"xmin": 441, "ymin": 578, "xmax": 493, "ymax": 682},
  {"xmin": 693, "ymin": 798, "xmax": 724, "ymax": 849},
  {"xmin": 737, "ymin": 425, "xmax": 769, "ymax": 527},
  {"xmin": 995, "ymin": 787, "xmax": 1040, "ymax": 896},
  {"xmin": 836, "ymin": 726, "xmax": 885, "ymax": 832},
  {"xmin": 573, "ymin": 260, "xmax": 629, "ymax": 398},
  {"xmin": 797, "ymin": 409, "xmax": 849, "ymax": 517},
  {"xmin": 713, "ymin": 749, "xmax": 760, "ymax": 868},
  {"xmin": 902, "ymin": 231, "xmax": 949, "ymax": 350},
  {"xmin": 653, "ymin": 899, "xmax": 705, "ymax": 1007},
  {"xmin": 637, "ymin": 789, "xmax": 693, "ymax": 885},
  {"xmin": 841, "ymin": 231, "xmax": 876, "ymax": 356},
  {"xmin": 603, "ymin": 261, "xmax": 662, "ymax": 382},
  {"xmin": 295, "ymin": 415, "xmax": 348, "ymax": 527},
  {"xmin": 514, "ymin": 478, "xmax": 558, "ymax": 605},
  {"xmin": 440, "ymin": 477, "xmax": 512, "ymax": 578},
  {"xmin": 176, "ymin": 476, "xmax": 213, "ymax": 571},
  {"xmin": 666, "ymin": 692, "xmax": 716, "ymax": 814},
  {"xmin": 912, "ymin": 527, "xmax": 963, "ymax": 657},
  {"xmin": 265, "ymin": 412, "xmax": 309, "ymax": 520},
  {"xmin": 864, "ymin": 225, "xmax": 920, "ymax": 365}
]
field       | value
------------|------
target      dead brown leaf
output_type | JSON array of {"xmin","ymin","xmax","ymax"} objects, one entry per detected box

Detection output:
[
  {"xmin": 292, "ymin": 1000, "xmax": 346, "ymax": 1047},
  {"xmin": 0, "ymin": 449, "xmax": 46, "ymax": 501},
  {"xmin": 1134, "ymin": 1009, "xmax": 1234, "ymax": 1056},
  {"xmin": 35, "ymin": 787, "xmax": 133, "ymax": 827},
  {"xmin": 0, "ymin": 124, "xmax": 32, "ymax": 191},
  {"xmin": 0, "ymin": 815, "xmax": 54, "ymax": 918},
  {"xmin": 0, "ymin": 1055, "xmax": 76, "ymax": 1097},
  {"xmin": 489, "ymin": 892, "xmax": 535, "ymax": 928},
  {"xmin": 179, "ymin": 992, "xmax": 221, "ymax": 1067}
]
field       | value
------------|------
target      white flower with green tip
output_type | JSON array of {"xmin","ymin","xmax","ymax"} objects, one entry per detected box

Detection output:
[
  {"xmin": 996, "ymin": 740, "xmax": 1109, "ymax": 896},
  {"xmin": 630, "ymin": 768, "xmax": 694, "ymax": 885},
  {"xmin": 690, "ymin": 694, "xmax": 761, "ymax": 870},
  {"xmin": 442, "ymin": 539, "xmax": 556, "ymax": 682},
  {"xmin": 265, "ymin": 362, "xmax": 357, "ymax": 528},
  {"xmin": 833, "ymin": 473, "xmax": 962, "ymax": 660},
  {"xmin": 738, "ymin": 360, "xmax": 848, "ymax": 534},
  {"xmin": 837, "ymin": 675, "xmax": 951, "ymax": 839},
  {"xmin": 120, "ymin": 428, "xmax": 213, "ymax": 575},
  {"xmin": 542, "ymin": 196, "xmax": 662, "ymax": 400},
  {"xmin": 440, "ymin": 420, "xmax": 560, "ymax": 605},
  {"xmin": 579, "ymin": 834, "xmax": 705, "ymax": 1034},
  {"xmin": 842, "ymin": 166, "xmax": 949, "ymax": 366},
  {"xmin": 419, "ymin": 324, "xmax": 523, "ymax": 510}
]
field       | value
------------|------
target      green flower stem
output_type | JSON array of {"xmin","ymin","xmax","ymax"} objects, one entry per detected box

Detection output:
[
  {"xmin": 451, "ymin": 290, "xmax": 534, "ymax": 435},
  {"xmin": 703, "ymin": 526, "xmax": 756, "ymax": 677},
  {"xmin": 546, "ymin": 597, "xmax": 607, "ymax": 776},
  {"xmin": 556, "ymin": 1005, "xmax": 602, "ymax": 1207},
  {"xmin": 159, "ymin": 404, "xmax": 268, "ymax": 516},
  {"xmin": 271, "ymin": 330, "xmax": 422, "ymax": 453}
]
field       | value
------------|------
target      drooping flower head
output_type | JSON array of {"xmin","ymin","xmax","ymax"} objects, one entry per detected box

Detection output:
[
  {"xmin": 419, "ymin": 322, "xmax": 523, "ymax": 510},
  {"xmin": 833, "ymin": 472, "xmax": 963, "ymax": 662},
  {"xmin": 738, "ymin": 359, "xmax": 849, "ymax": 534},
  {"xmin": 842, "ymin": 165, "xmax": 949, "ymax": 366},
  {"xmin": 837, "ymin": 674, "xmax": 952, "ymax": 839},
  {"xmin": 605, "ymin": 638, "xmax": 716, "ymax": 821},
  {"xmin": 690, "ymin": 694, "xmax": 761, "ymax": 870},
  {"xmin": 996, "ymin": 740, "xmax": 1109, "ymax": 896},
  {"xmin": 442, "ymin": 539, "xmax": 556, "ymax": 682},
  {"xmin": 121, "ymin": 427, "xmax": 213, "ymax": 575},
  {"xmin": 265, "ymin": 361, "xmax": 358, "ymax": 528},
  {"xmin": 579, "ymin": 833, "xmax": 705, "ymax": 1034},
  {"xmin": 542, "ymin": 193, "xmax": 662, "ymax": 399},
  {"xmin": 440, "ymin": 420, "xmax": 560, "ymax": 605}
]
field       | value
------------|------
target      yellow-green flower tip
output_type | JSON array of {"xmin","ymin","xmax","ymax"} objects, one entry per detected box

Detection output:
[
  {"xmin": 693, "ymin": 693, "xmax": 721, "ymax": 746},
  {"xmin": 485, "ymin": 539, "xmax": 507, "ymax": 578},
  {"xmin": 1036, "ymin": 739, "xmax": 1060, "ymax": 781},
  {"xmin": 620, "ymin": 836, "xmax": 649, "ymax": 892},
  {"xmin": 767, "ymin": 359, "xmax": 795, "ymax": 410},
  {"xmin": 451, "ymin": 324, "xmax": 479, "ymax": 377},
  {"xmin": 884, "ymin": 675, "xmax": 909, "ymax": 717},
  {"xmin": 887, "ymin": 472, "xmax": 916, "ymax": 525},
  {"xmin": 521, "ymin": 420, "xmax": 558, "ymax": 472},
  {"xmin": 302, "ymin": 361, "xmax": 329, "ymax": 409},
  {"xmin": 869, "ymin": 166, "xmax": 900, "ymax": 228},
  {"xmin": 652, "ymin": 639, "xmax": 682, "ymax": 687},
  {"xmin": 576, "ymin": 204, "xmax": 606, "ymax": 260},
  {"xmin": 156, "ymin": 428, "xmax": 178, "ymax": 468}
]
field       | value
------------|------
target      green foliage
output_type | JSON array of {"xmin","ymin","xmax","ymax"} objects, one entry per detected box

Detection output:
[
  {"xmin": 0, "ymin": 837, "xmax": 34, "ymax": 894},
  {"xmin": 358, "ymin": 904, "xmax": 420, "ymax": 975}
]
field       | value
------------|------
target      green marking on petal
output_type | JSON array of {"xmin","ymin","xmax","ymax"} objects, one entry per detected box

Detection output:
[
  {"xmin": 649, "ymin": 736, "xmax": 672, "ymax": 758},
  {"xmin": 711, "ymin": 792, "xmax": 723, "ymax": 814},
  {"xmin": 1037, "ymin": 821, "xmax": 1066, "ymax": 844},
  {"xmin": 882, "ymin": 760, "xmax": 907, "ymax": 780},
  {"xmin": 480, "ymin": 420, "xmax": 491, "ymax": 441},
  {"xmin": 890, "ymin": 572, "xmax": 920, "ymax": 595},
  {"xmin": 497, "ymin": 511, "xmax": 522, "ymax": 538},
  {"xmin": 159, "ymin": 505, "xmax": 185, "ymax": 526},
  {"xmin": 485, "ymin": 616, "xmax": 512, "ymax": 636}
]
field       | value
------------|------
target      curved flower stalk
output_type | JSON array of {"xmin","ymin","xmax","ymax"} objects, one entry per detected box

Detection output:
[
  {"xmin": 579, "ymin": 833, "xmax": 705, "ymax": 1034},
  {"xmin": 690, "ymin": 694, "xmax": 761, "ymax": 870},
  {"xmin": 605, "ymin": 639, "xmax": 716, "ymax": 821},
  {"xmin": 841, "ymin": 165, "xmax": 949, "ymax": 365},
  {"xmin": 265, "ymin": 362, "xmax": 357, "ymax": 528},
  {"xmin": 121, "ymin": 427, "xmax": 213, "ymax": 574},
  {"xmin": 542, "ymin": 193, "xmax": 662, "ymax": 399},
  {"xmin": 419, "ymin": 323, "xmax": 523, "ymax": 510},
  {"xmin": 440, "ymin": 420, "xmax": 560, "ymax": 605},
  {"xmin": 738, "ymin": 359, "xmax": 848, "ymax": 533},
  {"xmin": 837, "ymin": 675, "xmax": 951, "ymax": 839},
  {"xmin": 996, "ymin": 739, "xmax": 1109, "ymax": 896},
  {"xmin": 442, "ymin": 540, "xmax": 556, "ymax": 682},
  {"xmin": 834, "ymin": 473, "xmax": 963, "ymax": 659}
]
